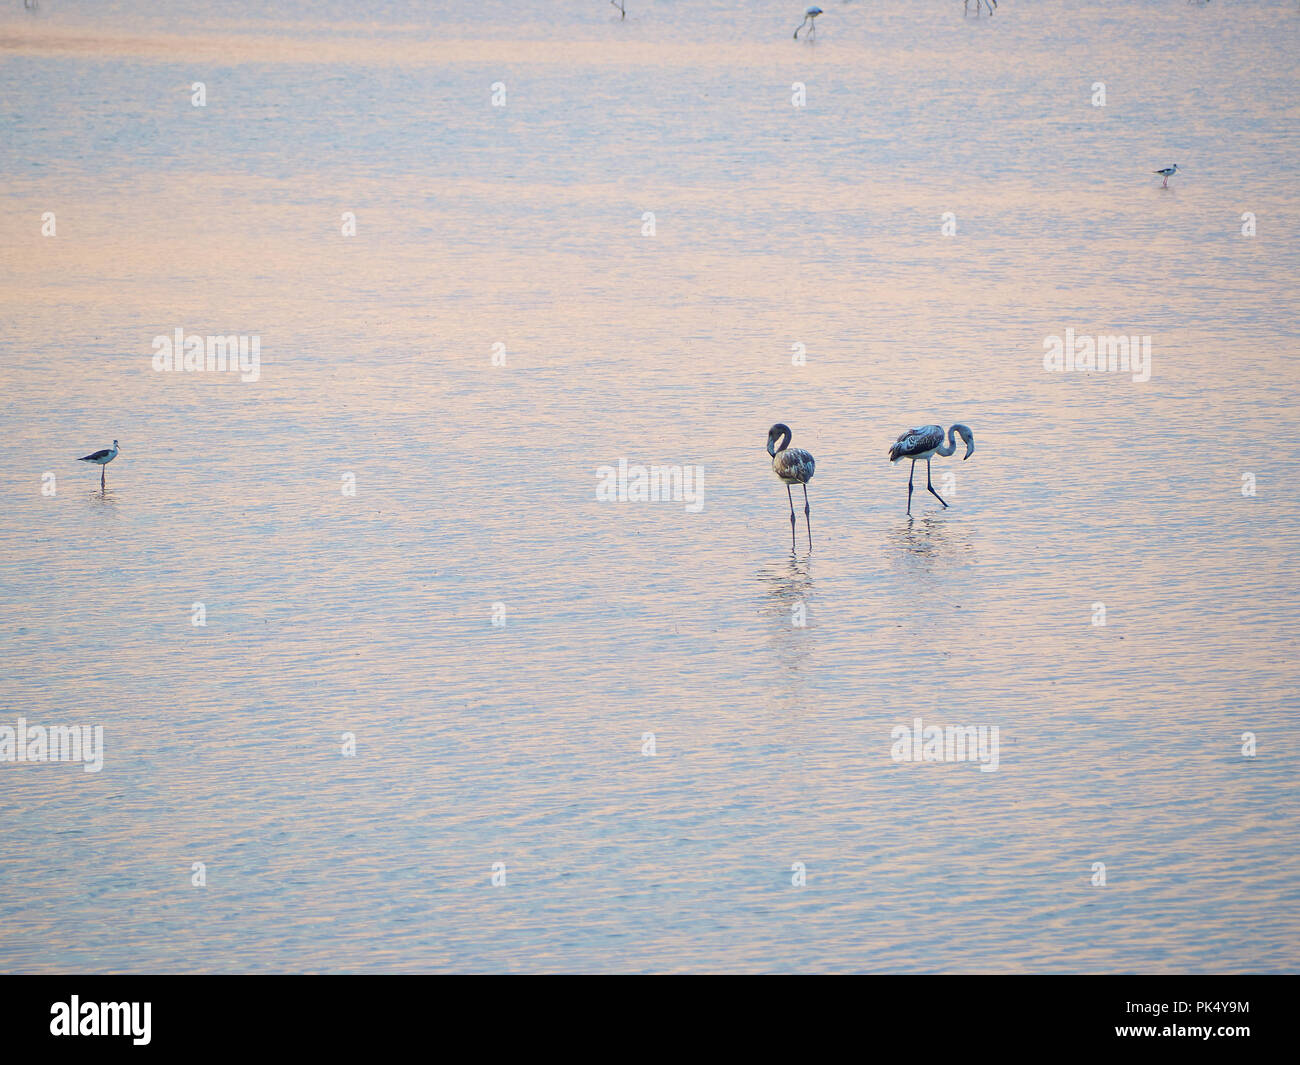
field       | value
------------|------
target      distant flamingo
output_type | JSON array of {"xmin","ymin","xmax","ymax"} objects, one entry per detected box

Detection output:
[
  {"xmin": 767, "ymin": 423, "xmax": 816, "ymax": 551},
  {"xmin": 888, "ymin": 424, "xmax": 974, "ymax": 516},
  {"xmin": 794, "ymin": 7, "xmax": 823, "ymax": 39}
]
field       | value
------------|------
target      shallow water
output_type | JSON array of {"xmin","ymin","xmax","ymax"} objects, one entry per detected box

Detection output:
[{"xmin": 1, "ymin": 0, "xmax": 1298, "ymax": 972}]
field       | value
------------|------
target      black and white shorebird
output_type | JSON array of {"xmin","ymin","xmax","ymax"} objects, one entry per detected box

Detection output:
[
  {"xmin": 793, "ymin": 6, "xmax": 822, "ymax": 39},
  {"xmin": 1154, "ymin": 164, "xmax": 1180, "ymax": 188},
  {"xmin": 888, "ymin": 424, "xmax": 973, "ymax": 516},
  {"xmin": 78, "ymin": 439, "xmax": 120, "ymax": 490},
  {"xmin": 767, "ymin": 423, "xmax": 816, "ymax": 552}
]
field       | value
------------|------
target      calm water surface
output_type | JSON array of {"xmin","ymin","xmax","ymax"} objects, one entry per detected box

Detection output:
[{"xmin": 1, "ymin": 0, "xmax": 1298, "ymax": 972}]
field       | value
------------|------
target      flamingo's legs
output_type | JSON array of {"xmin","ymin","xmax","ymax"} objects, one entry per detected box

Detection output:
[{"xmin": 926, "ymin": 460, "xmax": 948, "ymax": 508}]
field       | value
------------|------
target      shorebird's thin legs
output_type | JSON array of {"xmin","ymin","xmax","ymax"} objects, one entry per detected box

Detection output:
[
  {"xmin": 101, "ymin": 466, "xmax": 106, "ymax": 491},
  {"xmin": 802, "ymin": 484, "xmax": 812, "ymax": 552},
  {"xmin": 926, "ymin": 460, "xmax": 948, "ymax": 508},
  {"xmin": 786, "ymin": 485, "xmax": 797, "ymax": 550},
  {"xmin": 907, "ymin": 460, "xmax": 916, "ymax": 516}
]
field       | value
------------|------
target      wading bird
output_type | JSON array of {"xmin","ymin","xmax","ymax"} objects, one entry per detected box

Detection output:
[
  {"xmin": 888, "ymin": 424, "xmax": 973, "ymax": 516},
  {"xmin": 78, "ymin": 439, "xmax": 120, "ymax": 491},
  {"xmin": 1154, "ymin": 164, "xmax": 1180, "ymax": 188},
  {"xmin": 767, "ymin": 423, "xmax": 816, "ymax": 552},
  {"xmin": 793, "ymin": 6, "xmax": 822, "ymax": 39},
  {"xmin": 965, "ymin": 0, "xmax": 997, "ymax": 15}
]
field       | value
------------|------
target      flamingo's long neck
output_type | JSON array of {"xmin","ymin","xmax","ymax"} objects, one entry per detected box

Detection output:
[{"xmin": 935, "ymin": 427, "xmax": 958, "ymax": 458}]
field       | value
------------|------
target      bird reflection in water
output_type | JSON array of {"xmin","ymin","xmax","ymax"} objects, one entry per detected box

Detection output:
[
  {"xmin": 756, "ymin": 558, "xmax": 817, "ymax": 799},
  {"xmin": 759, "ymin": 556, "xmax": 814, "ymax": 621},
  {"xmin": 757, "ymin": 556, "xmax": 816, "ymax": 678},
  {"xmin": 889, "ymin": 513, "xmax": 958, "ymax": 574}
]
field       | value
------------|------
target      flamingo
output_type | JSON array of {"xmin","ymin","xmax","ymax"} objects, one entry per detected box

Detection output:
[
  {"xmin": 767, "ymin": 423, "xmax": 816, "ymax": 552},
  {"xmin": 793, "ymin": 7, "xmax": 823, "ymax": 40},
  {"xmin": 78, "ymin": 439, "xmax": 120, "ymax": 491},
  {"xmin": 888, "ymin": 424, "xmax": 973, "ymax": 516}
]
